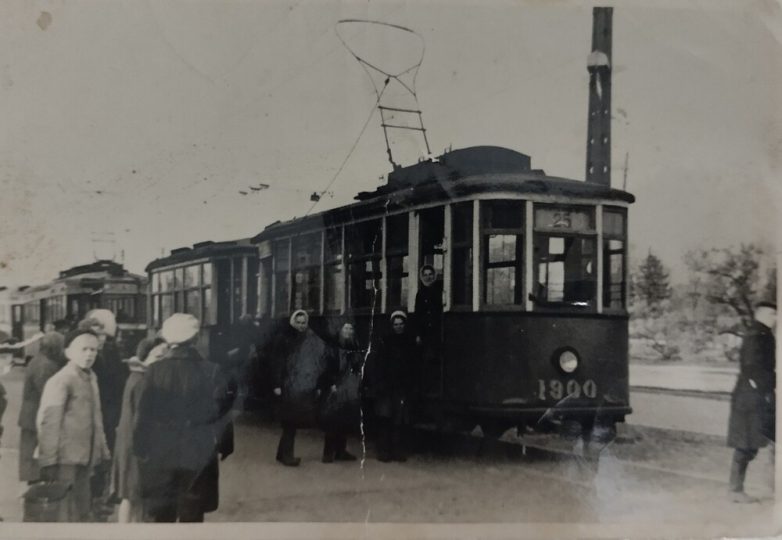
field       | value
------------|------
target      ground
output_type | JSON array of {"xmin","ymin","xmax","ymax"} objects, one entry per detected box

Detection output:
[{"xmin": 0, "ymin": 364, "xmax": 777, "ymax": 537}]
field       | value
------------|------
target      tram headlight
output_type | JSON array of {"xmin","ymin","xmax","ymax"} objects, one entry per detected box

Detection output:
[{"xmin": 558, "ymin": 350, "xmax": 579, "ymax": 373}]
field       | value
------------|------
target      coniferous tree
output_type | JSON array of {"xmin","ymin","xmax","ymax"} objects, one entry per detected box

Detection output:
[{"xmin": 634, "ymin": 250, "xmax": 672, "ymax": 314}]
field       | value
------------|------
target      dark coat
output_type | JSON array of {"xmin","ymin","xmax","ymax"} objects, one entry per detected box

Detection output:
[
  {"xmin": 133, "ymin": 345, "xmax": 234, "ymax": 514},
  {"xmin": 92, "ymin": 338, "xmax": 129, "ymax": 452},
  {"xmin": 111, "ymin": 361, "xmax": 146, "ymax": 501},
  {"xmin": 414, "ymin": 282, "xmax": 443, "ymax": 341},
  {"xmin": 17, "ymin": 342, "xmax": 63, "ymax": 481},
  {"xmin": 367, "ymin": 330, "xmax": 418, "ymax": 422},
  {"xmin": 271, "ymin": 327, "xmax": 329, "ymax": 427},
  {"xmin": 318, "ymin": 339, "xmax": 365, "ymax": 432},
  {"xmin": 727, "ymin": 321, "xmax": 776, "ymax": 448}
]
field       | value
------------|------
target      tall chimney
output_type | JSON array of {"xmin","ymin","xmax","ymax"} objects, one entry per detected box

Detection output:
[{"xmin": 585, "ymin": 7, "xmax": 613, "ymax": 186}]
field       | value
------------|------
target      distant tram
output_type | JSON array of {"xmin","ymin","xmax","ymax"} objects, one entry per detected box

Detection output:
[
  {"xmin": 9, "ymin": 260, "xmax": 147, "ymax": 361},
  {"xmin": 149, "ymin": 145, "xmax": 634, "ymax": 439}
]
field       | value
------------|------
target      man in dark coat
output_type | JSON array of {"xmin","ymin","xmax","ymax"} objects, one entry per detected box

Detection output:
[
  {"xmin": 271, "ymin": 310, "xmax": 329, "ymax": 467},
  {"xmin": 134, "ymin": 314, "xmax": 234, "ymax": 522},
  {"xmin": 727, "ymin": 301, "xmax": 776, "ymax": 503}
]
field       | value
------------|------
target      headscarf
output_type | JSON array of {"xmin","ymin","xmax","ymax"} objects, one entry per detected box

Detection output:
[
  {"xmin": 289, "ymin": 309, "xmax": 309, "ymax": 328},
  {"xmin": 160, "ymin": 313, "xmax": 200, "ymax": 345},
  {"xmin": 82, "ymin": 309, "xmax": 118, "ymax": 338},
  {"xmin": 389, "ymin": 310, "xmax": 408, "ymax": 323}
]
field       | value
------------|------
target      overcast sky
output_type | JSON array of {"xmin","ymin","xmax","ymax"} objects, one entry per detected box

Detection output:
[{"xmin": 1, "ymin": 0, "xmax": 780, "ymax": 287}]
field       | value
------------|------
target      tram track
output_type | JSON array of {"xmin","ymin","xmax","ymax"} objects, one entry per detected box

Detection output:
[{"xmin": 409, "ymin": 424, "xmax": 741, "ymax": 490}]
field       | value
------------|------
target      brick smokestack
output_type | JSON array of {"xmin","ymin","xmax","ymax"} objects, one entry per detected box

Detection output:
[{"xmin": 585, "ymin": 7, "xmax": 613, "ymax": 186}]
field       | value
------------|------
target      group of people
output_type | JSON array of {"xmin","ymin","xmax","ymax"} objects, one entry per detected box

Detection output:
[
  {"xmin": 16, "ymin": 310, "xmax": 234, "ymax": 523},
  {"xmin": 267, "ymin": 308, "xmax": 421, "ymax": 466}
]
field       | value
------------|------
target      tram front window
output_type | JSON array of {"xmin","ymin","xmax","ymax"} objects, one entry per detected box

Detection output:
[
  {"xmin": 482, "ymin": 200, "xmax": 524, "ymax": 306},
  {"xmin": 533, "ymin": 205, "xmax": 596, "ymax": 308}
]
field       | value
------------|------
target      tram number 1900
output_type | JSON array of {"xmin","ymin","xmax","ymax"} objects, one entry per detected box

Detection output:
[{"xmin": 537, "ymin": 379, "xmax": 597, "ymax": 400}]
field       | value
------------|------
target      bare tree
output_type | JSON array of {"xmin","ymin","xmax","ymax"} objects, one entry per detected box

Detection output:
[{"xmin": 684, "ymin": 244, "xmax": 765, "ymax": 334}]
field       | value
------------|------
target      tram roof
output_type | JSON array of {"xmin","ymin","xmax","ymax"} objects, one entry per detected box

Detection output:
[
  {"xmin": 251, "ymin": 146, "xmax": 634, "ymax": 242},
  {"xmin": 146, "ymin": 239, "xmax": 256, "ymax": 272}
]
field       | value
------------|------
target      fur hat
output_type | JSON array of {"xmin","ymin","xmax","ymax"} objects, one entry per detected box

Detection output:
[
  {"xmin": 160, "ymin": 313, "xmax": 200, "ymax": 345},
  {"xmin": 64, "ymin": 328, "xmax": 99, "ymax": 349}
]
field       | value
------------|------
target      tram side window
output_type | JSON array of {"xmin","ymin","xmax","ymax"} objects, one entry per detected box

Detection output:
[
  {"xmin": 232, "ymin": 256, "xmax": 245, "ymax": 322},
  {"xmin": 292, "ymin": 233, "xmax": 322, "ymax": 313},
  {"xmin": 273, "ymin": 240, "xmax": 291, "ymax": 316},
  {"xmin": 347, "ymin": 219, "xmax": 382, "ymax": 310},
  {"xmin": 386, "ymin": 214, "xmax": 409, "ymax": 310},
  {"xmin": 482, "ymin": 201, "xmax": 524, "ymax": 306},
  {"xmin": 451, "ymin": 202, "xmax": 473, "ymax": 307},
  {"xmin": 603, "ymin": 208, "xmax": 626, "ymax": 310},
  {"xmin": 418, "ymin": 207, "xmax": 444, "ymax": 278},
  {"xmin": 533, "ymin": 206, "xmax": 596, "ymax": 308},
  {"xmin": 324, "ymin": 228, "xmax": 344, "ymax": 313},
  {"xmin": 258, "ymin": 257, "xmax": 272, "ymax": 317}
]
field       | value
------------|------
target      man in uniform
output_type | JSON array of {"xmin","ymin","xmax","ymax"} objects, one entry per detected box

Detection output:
[{"xmin": 727, "ymin": 301, "xmax": 776, "ymax": 503}]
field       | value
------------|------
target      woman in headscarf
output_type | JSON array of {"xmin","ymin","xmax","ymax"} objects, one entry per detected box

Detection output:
[
  {"xmin": 133, "ymin": 314, "xmax": 234, "ymax": 522},
  {"xmin": 111, "ymin": 336, "xmax": 169, "ymax": 522},
  {"xmin": 368, "ymin": 311, "xmax": 418, "ymax": 462},
  {"xmin": 271, "ymin": 309, "xmax": 329, "ymax": 466},
  {"xmin": 319, "ymin": 320, "xmax": 364, "ymax": 463},
  {"xmin": 18, "ymin": 331, "xmax": 66, "ymax": 483}
]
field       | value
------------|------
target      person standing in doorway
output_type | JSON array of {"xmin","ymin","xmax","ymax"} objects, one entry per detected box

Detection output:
[
  {"xmin": 414, "ymin": 264, "xmax": 443, "ymax": 398},
  {"xmin": 727, "ymin": 301, "xmax": 776, "ymax": 503}
]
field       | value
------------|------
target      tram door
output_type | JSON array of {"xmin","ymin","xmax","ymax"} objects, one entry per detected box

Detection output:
[{"xmin": 417, "ymin": 206, "xmax": 445, "ymax": 397}]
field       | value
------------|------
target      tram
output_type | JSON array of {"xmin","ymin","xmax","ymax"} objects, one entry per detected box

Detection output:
[
  {"xmin": 146, "ymin": 145, "xmax": 633, "ymax": 438},
  {"xmin": 145, "ymin": 240, "xmax": 259, "ymax": 363},
  {"xmin": 9, "ymin": 260, "xmax": 148, "ymax": 361},
  {"xmin": 249, "ymin": 145, "xmax": 633, "ymax": 437}
]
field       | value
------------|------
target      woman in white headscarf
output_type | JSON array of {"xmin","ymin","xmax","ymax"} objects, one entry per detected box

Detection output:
[{"xmin": 270, "ymin": 310, "xmax": 329, "ymax": 466}]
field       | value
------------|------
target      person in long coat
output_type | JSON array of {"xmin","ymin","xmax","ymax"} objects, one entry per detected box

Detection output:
[
  {"xmin": 368, "ymin": 311, "xmax": 418, "ymax": 462},
  {"xmin": 18, "ymin": 331, "xmax": 65, "ymax": 483},
  {"xmin": 414, "ymin": 265, "xmax": 443, "ymax": 397},
  {"xmin": 133, "ymin": 314, "xmax": 234, "ymax": 522},
  {"xmin": 271, "ymin": 309, "xmax": 329, "ymax": 467},
  {"xmin": 319, "ymin": 321, "xmax": 363, "ymax": 463},
  {"xmin": 727, "ymin": 301, "xmax": 776, "ymax": 503},
  {"xmin": 110, "ymin": 336, "xmax": 169, "ymax": 523},
  {"xmin": 37, "ymin": 329, "xmax": 111, "ymax": 522}
]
